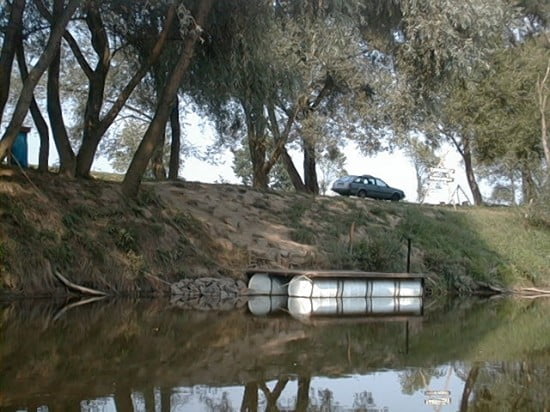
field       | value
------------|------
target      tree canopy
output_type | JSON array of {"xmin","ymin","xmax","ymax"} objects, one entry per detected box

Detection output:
[{"xmin": 0, "ymin": 0, "xmax": 547, "ymax": 206}]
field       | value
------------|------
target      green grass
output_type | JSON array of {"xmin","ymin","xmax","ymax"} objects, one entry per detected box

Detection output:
[
  {"xmin": 285, "ymin": 197, "xmax": 312, "ymax": 225},
  {"xmin": 395, "ymin": 205, "xmax": 550, "ymax": 290},
  {"xmin": 397, "ymin": 206, "xmax": 503, "ymax": 287},
  {"xmin": 290, "ymin": 227, "xmax": 317, "ymax": 245},
  {"xmin": 310, "ymin": 200, "xmax": 550, "ymax": 292},
  {"xmin": 463, "ymin": 207, "xmax": 550, "ymax": 285}
]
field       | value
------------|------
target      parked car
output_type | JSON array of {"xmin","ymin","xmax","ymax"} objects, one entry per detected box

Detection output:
[{"xmin": 331, "ymin": 175, "xmax": 405, "ymax": 201}]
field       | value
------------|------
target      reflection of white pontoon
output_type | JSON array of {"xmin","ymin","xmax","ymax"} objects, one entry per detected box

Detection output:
[
  {"xmin": 288, "ymin": 297, "xmax": 423, "ymax": 317},
  {"xmin": 247, "ymin": 295, "xmax": 422, "ymax": 319}
]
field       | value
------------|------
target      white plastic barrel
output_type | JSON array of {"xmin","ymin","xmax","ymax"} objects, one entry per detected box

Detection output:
[
  {"xmin": 397, "ymin": 280, "xmax": 423, "ymax": 297},
  {"xmin": 288, "ymin": 297, "xmax": 423, "ymax": 318},
  {"xmin": 288, "ymin": 276, "xmax": 423, "ymax": 298},
  {"xmin": 248, "ymin": 295, "xmax": 288, "ymax": 316},
  {"xmin": 288, "ymin": 277, "xmax": 342, "ymax": 298},
  {"xmin": 369, "ymin": 297, "xmax": 398, "ymax": 313},
  {"xmin": 370, "ymin": 280, "xmax": 398, "ymax": 297},
  {"xmin": 397, "ymin": 297, "xmax": 423, "ymax": 315},
  {"xmin": 247, "ymin": 273, "xmax": 287, "ymax": 295}
]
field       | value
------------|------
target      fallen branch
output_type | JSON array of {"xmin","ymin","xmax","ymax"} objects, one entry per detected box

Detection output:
[
  {"xmin": 515, "ymin": 287, "xmax": 550, "ymax": 295},
  {"xmin": 517, "ymin": 294, "xmax": 550, "ymax": 300},
  {"xmin": 53, "ymin": 269, "xmax": 108, "ymax": 296},
  {"xmin": 53, "ymin": 296, "xmax": 107, "ymax": 321}
]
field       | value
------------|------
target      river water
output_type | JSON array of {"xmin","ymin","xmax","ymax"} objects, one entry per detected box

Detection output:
[{"xmin": 1, "ymin": 296, "xmax": 549, "ymax": 411}]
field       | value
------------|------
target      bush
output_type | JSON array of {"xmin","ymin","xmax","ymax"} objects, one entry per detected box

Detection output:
[{"xmin": 350, "ymin": 231, "xmax": 405, "ymax": 272}]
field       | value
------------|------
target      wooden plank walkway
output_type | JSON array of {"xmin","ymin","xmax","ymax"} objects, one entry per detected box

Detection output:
[{"xmin": 245, "ymin": 268, "xmax": 425, "ymax": 280}]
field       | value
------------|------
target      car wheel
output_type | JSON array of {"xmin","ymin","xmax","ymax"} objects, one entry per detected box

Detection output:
[
  {"xmin": 358, "ymin": 190, "xmax": 367, "ymax": 198},
  {"xmin": 391, "ymin": 193, "xmax": 400, "ymax": 201}
]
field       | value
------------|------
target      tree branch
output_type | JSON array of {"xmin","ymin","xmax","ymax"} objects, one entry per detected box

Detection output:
[
  {"xmin": 264, "ymin": 103, "xmax": 300, "ymax": 173},
  {"xmin": 96, "ymin": 4, "xmax": 177, "ymax": 136},
  {"xmin": 53, "ymin": 269, "xmax": 108, "ymax": 296},
  {"xmin": 33, "ymin": 0, "xmax": 93, "ymax": 78}
]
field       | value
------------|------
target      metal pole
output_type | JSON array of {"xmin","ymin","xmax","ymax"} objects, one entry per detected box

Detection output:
[{"xmin": 406, "ymin": 238, "xmax": 411, "ymax": 273}]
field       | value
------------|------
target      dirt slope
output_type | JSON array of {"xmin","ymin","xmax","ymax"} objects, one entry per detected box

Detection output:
[{"xmin": 1, "ymin": 167, "xmax": 549, "ymax": 297}]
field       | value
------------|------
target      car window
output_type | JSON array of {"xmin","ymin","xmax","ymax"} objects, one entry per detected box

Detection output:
[
  {"xmin": 376, "ymin": 178, "xmax": 388, "ymax": 187},
  {"xmin": 353, "ymin": 177, "xmax": 362, "ymax": 183}
]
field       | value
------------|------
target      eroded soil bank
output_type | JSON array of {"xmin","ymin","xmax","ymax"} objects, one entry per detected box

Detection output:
[{"xmin": 1, "ymin": 167, "xmax": 549, "ymax": 298}]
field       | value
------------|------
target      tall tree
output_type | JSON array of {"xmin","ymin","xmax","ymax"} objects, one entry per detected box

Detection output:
[
  {"xmin": 15, "ymin": 21, "xmax": 50, "ymax": 172},
  {"xmin": 191, "ymin": 0, "xmax": 374, "ymax": 192},
  {"xmin": 168, "ymin": 95, "xmax": 181, "ymax": 179},
  {"xmin": 47, "ymin": 0, "xmax": 76, "ymax": 176},
  {"xmin": 379, "ymin": 0, "xmax": 517, "ymax": 205},
  {"xmin": 122, "ymin": 0, "xmax": 214, "ymax": 197},
  {"xmin": 0, "ymin": 0, "xmax": 81, "ymax": 164},
  {"xmin": 73, "ymin": 1, "xmax": 178, "ymax": 178},
  {"xmin": 537, "ymin": 55, "xmax": 549, "ymax": 171},
  {"xmin": 0, "ymin": 0, "xmax": 26, "ymax": 126},
  {"xmin": 444, "ymin": 35, "xmax": 549, "ymax": 202}
]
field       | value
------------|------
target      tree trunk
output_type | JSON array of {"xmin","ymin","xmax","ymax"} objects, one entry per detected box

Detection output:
[
  {"xmin": 281, "ymin": 148, "xmax": 308, "ymax": 192},
  {"xmin": 114, "ymin": 390, "xmax": 133, "ymax": 412},
  {"xmin": 536, "ymin": 58, "xmax": 549, "ymax": 170},
  {"xmin": 243, "ymin": 101, "xmax": 269, "ymax": 189},
  {"xmin": 160, "ymin": 387, "xmax": 171, "ymax": 412},
  {"xmin": 168, "ymin": 95, "xmax": 181, "ymax": 180},
  {"xmin": 250, "ymin": 136, "xmax": 269, "ymax": 188},
  {"xmin": 151, "ymin": 131, "xmax": 167, "ymax": 180},
  {"xmin": 47, "ymin": 0, "xmax": 76, "ymax": 176},
  {"xmin": 0, "ymin": 0, "xmax": 80, "ymax": 164},
  {"xmin": 122, "ymin": 0, "xmax": 214, "ymax": 198},
  {"xmin": 521, "ymin": 166, "xmax": 536, "ymax": 204},
  {"xmin": 303, "ymin": 137, "xmax": 319, "ymax": 194},
  {"xmin": 462, "ymin": 136, "xmax": 483, "ymax": 205},
  {"xmin": 459, "ymin": 366, "xmax": 480, "ymax": 412},
  {"xmin": 0, "ymin": 0, "xmax": 26, "ymax": 126},
  {"xmin": 414, "ymin": 162, "xmax": 425, "ymax": 203},
  {"xmin": 295, "ymin": 376, "xmax": 311, "ymax": 412},
  {"xmin": 249, "ymin": 130, "xmax": 269, "ymax": 189},
  {"xmin": 268, "ymin": 104, "xmax": 307, "ymax": 192},
  {"xmin": 241, "ymin": 382, "xmax": 258, "ymax": 412},
  {"xmin": 74, "ymin": 5, "xmax": 110, "ymax": 178},
  {"xmin": 74, "ymin": 4, "xmax": 177, "ymax": 178},
  {"xmin": 15, "ymin": 26, "xmax": 50, "ymax": 172}
]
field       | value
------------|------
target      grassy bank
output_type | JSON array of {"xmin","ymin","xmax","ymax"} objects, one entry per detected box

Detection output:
[{"xmin": 0, "ymin": 168, "xmax": 549, "ymax": 296}]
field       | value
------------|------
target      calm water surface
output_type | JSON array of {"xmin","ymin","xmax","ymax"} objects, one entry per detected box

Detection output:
[{"xmin": 1, "ymin": 296, "xmax": 549, "ymax": 411}]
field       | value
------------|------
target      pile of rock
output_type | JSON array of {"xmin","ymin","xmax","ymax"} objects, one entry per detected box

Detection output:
[{"xmin": 170, "ymin": 277, "xmax": 248, "ymax": 310}]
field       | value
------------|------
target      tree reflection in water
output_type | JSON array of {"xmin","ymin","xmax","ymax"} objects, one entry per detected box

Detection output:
[{"xmin": 0, "ymin": 297, "xmax": 549, "ymax": 411}]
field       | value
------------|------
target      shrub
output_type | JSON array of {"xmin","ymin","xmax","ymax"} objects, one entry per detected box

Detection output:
[
  {"xmin": 351, "ymin": 231, "xmax": 405, "ymax": 272},
  {"xmin": 290, "ymin": 227, "xmax": 317, "ymax": 245},
  {"xmin": 108, "ymin": 227, "xmax": 137, "ymax": 253}
]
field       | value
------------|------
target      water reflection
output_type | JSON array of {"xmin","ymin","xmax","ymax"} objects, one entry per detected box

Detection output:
[
  {"xmin": 247, "ymin": 296, "xmax": 423, "ymax": 320},
  {"xmin": 0, "ymin": 297, "xmax": 549, "ymax": 411}
]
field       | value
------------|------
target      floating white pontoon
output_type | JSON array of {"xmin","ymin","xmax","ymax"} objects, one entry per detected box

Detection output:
[{"xmin": 246, "ymin": 269, "xmax": 425, "ymax": 320}]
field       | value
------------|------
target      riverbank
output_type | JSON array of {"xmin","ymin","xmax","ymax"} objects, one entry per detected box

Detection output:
[{"xmin": 1, "ymin": 167, "xmax": 549, "ymax": 297}]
